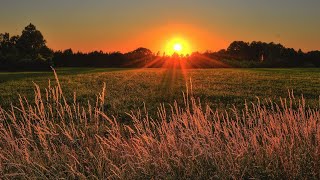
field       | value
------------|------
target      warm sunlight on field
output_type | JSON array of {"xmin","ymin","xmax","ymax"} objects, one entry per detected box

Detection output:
[
  {"xmin": 1, "ymin": 0, "xmax": 320, "ymax": 178},
  {"xmin": 165, "ymin": 37, "xmax": 192, "ymax": 55}
]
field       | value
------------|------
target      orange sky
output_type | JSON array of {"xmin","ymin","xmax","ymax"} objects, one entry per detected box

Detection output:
[
  {"xmin": 126, "ymin": 24, "xmax": 228, "ymax": 54},
  {"xmin": 41, "ymin": 22, "xmax": 229, "ymax": 54},
  {"xmin": 1, "ymin": 0, "xmax": 320, "ymax": 53}
]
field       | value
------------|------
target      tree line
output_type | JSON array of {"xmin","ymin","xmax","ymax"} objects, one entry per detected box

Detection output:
[
  {"xmin": 1, "ymin": 24, "xmax": 320, "ymax": 70},
  {"xmin": 215, "ymin": 41, "xmax": 320, "ymax": 67}
]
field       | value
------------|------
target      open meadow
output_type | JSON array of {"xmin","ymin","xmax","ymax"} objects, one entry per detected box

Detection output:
[
  {"xmin": 1, "ymin": 68, "xmax": 320, "ymax": 179},
  {"xmin": 1, "ymin": 68, "xmax": 320, "ymax": 119}
]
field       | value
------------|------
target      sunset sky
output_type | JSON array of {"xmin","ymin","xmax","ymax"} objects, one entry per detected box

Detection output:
[{"xmin": 1, "ymin": 0, "xmax": 319, "ymax": 53}]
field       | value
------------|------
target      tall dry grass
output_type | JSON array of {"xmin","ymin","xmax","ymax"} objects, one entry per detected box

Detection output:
[{"xmin": 0, "ymin": 69, "xmax": 319, "ymax": 179}]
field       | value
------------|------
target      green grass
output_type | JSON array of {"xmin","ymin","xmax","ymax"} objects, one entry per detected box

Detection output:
[
  {"xmin": 1, "ymin": 68, "xmax": 320, "ymax": 179},
  {"xmin": 1, "ymin": 68, "xmax": 320, "ymax": 119}
]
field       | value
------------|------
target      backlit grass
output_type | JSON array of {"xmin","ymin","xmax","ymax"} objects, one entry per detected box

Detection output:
[{"xmin": 0, "ymin": 69, "xmax": 319, "ymax": 179}]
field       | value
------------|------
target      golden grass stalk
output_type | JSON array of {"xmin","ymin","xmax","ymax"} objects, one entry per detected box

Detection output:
[{"xmin": 0, "ymin": 70, "xmax": 319, "ymax": 179}]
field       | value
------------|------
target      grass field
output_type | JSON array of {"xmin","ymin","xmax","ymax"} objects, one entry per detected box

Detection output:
[
  {"xmin": 1, "ymin": 68, "xmax": 320, "ymax": 119},
  {"xmin": 1, "ymin": 68, "xmax": 320, "ymax": 179}
]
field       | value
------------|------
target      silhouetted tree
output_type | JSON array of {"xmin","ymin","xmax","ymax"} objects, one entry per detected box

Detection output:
[
  {"xmin": 0, "ymin": 23, "xmax": 53, "ymax": 70},
  {"xmin": 17, "ymin": 23, "xmax": 52, "ymax": 60},
  {"xmin": 248, "ymin": 41, "xmax": 267, "ymax": 61},
  {"xmin": 307, "ymin": 51, "xmax": 320, "ymax": 67},
  {"xmin": 125, "ymin": 47, "xmax": 153, "ymax": 67},
  {"xmin": 227, "ymin": 41, "xmax": 250, "ymax": 60}
]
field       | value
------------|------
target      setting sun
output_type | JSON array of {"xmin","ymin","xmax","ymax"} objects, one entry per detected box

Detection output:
[
  {"xmin": 173, "ymin": 43, "xmax": 183, "ymax": 52},
  {"xmin": 165, "ymin": 37, "xmax": 191, "ymax": 56}
]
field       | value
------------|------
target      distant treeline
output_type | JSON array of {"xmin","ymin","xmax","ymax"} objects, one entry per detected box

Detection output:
[{"xmin": 1, "ymin": 24, "xmax": 320, "ymax": 70}]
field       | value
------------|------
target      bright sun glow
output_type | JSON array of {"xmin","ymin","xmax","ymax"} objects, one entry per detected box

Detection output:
[
  {"xmin": 173, "ymin": 43, "xmax": 182, "ymax": 52},
  {"xmin": 165, "ymin": 37, "xmax": 191, "ymax": 56}
]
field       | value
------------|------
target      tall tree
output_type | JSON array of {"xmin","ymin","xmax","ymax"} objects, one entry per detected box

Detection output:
[
  {"xmin": 0, "ymin": 33, "xmax": 10, "ymax": 53},
  {"xmin": 17, "ymin": 23, "xmax": 51, "ymax": 60}
]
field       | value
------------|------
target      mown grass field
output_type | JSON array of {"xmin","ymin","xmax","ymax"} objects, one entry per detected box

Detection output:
[{"xmin": 1, "ymin": 68, "xmax": 319, "ymax": 118}]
